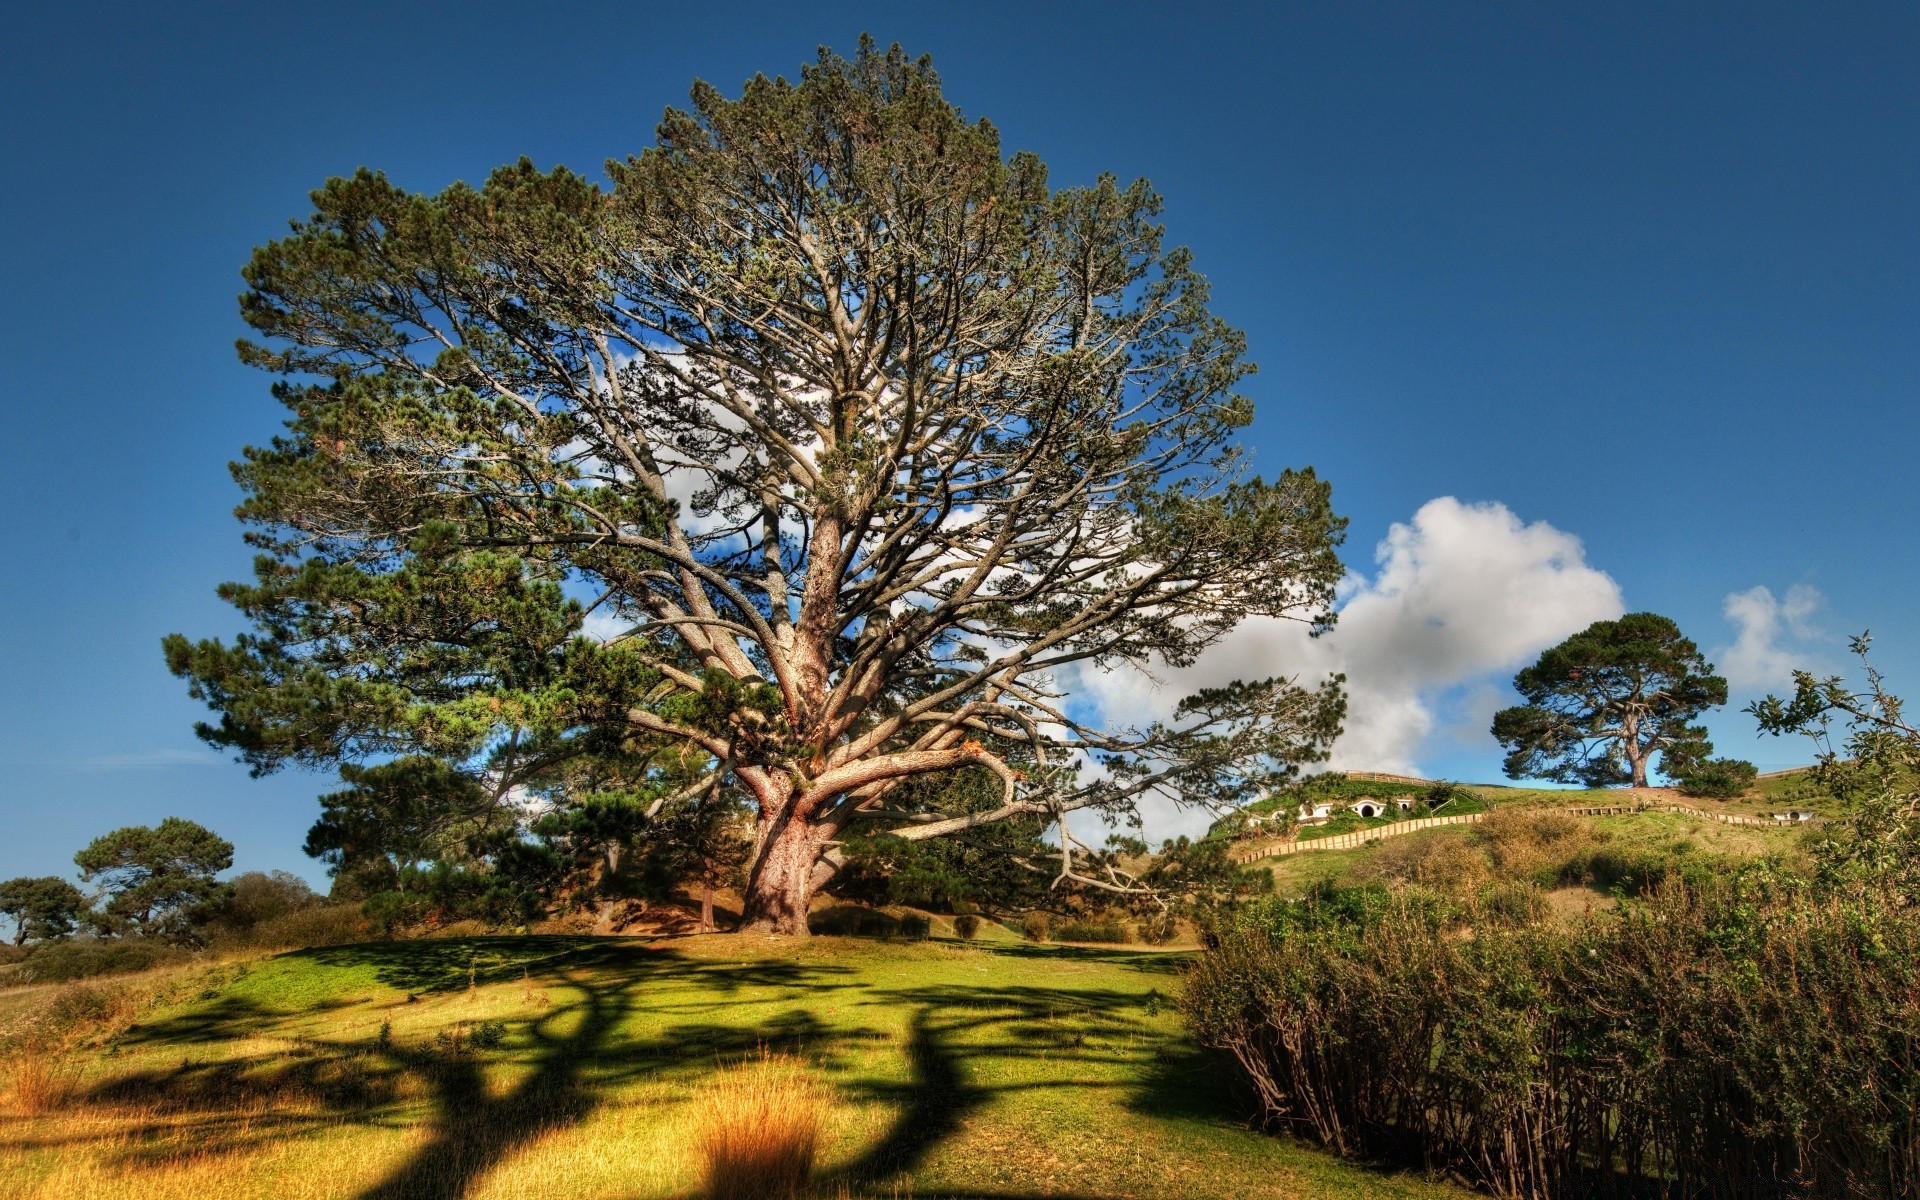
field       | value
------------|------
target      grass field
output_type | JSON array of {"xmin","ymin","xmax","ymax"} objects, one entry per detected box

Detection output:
[{"xmin": 1, "ymin": 934, "xmax": 1472, "ymax": 1200}]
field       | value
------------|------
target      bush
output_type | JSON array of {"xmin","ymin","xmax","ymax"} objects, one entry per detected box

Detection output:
[
  {"xmin": 1355, "ymin": 832, "xmax": 1491, "ymax": 893},
  {"xmin": 1137, "ymin": 912, "xmax": 1180, "ymax": 945},
  {"xmin": 1676, "ymin": 757, "xmax": 1759, "ymax": 799},
  {"xmin": 952, "ymin": 913, "xmax": 981, "ymax": 940},
  {"xmin": 1053, "ymin": 918, "xmax": 1132, "ymax": 944},
  {"xmin": 1018, "ymin": 912, "xmax": 1050, "ymax": 942},
  {"xmin": 17, "ymin": 937, "xmax": 191, "ymax": 983},
  {"xmin": 807, "ymin": 905, "xmax": 918, "ymax": 938},
  {"xmin": 1475, "ymin": 808, "xmax": 1595, "ymax": 879},
  {"xmin": 221, "ymin": 904, "xmax": 366, "ymax": 951},
  {"xmin": 1185, "ymin": 879, "xmax": 1920, "ymax": 1200}
]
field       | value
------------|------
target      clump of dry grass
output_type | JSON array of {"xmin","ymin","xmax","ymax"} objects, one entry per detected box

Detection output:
[
  {"xmin": 6, "ymin": 1044, "xmax": 81, "ymax": 1115},
  {"xmin": 1476, "ymin": 807, "xmax": 1595, "ymax": 877},
  {"xmin": 1357, "ymin": 833, "xmax": 1492, "ymax": 892},
  {"xmin": 697, "ymin": 1052, "xmax": 821, "ymax": 1200}
]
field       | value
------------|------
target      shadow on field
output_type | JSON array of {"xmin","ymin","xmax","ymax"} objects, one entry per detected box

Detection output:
[{"xmin": 66, "ymin": 936, "xmax": 1210, "ymax": 1199}]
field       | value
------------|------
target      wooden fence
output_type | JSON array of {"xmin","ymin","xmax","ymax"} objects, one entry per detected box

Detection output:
[
  {"xmin": 1230, "ymin": 802, "xmax": 1806, "ymax": 863},
  {"xmin": 1231, "ymin": 812, "xmax": 1485, "ymax": 862}
]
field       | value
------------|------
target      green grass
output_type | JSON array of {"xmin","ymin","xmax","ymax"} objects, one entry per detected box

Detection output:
[
  {"xmin": 3, "ymin": 934, "xmax": 1473, "ymax": 1200},
  {"xmin": 1246, "ymin": 807, "xmax": 1811, "ymax": 899}
]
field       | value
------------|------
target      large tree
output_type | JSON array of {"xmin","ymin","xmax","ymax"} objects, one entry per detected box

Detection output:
[
  {"xmin": 164, "ymin": 41, "xmax": 1347, "ymax": 935},
  {"xmin": 1491, "ymin": 613, "xmax": 1728, "ymax": 788}
]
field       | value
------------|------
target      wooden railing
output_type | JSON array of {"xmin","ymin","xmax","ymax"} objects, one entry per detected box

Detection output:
[{"xmin": 1229, "ymin": 803, "xmax": 1809, "ymax": 864}]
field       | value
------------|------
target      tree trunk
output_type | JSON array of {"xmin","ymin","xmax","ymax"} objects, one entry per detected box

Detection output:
[
  {"xmin": 739, "ymin": 809, "xmax": 818, "ymax": 936},
  {"xmin": 1622, "ymin": 710, "xmax": 1649, "ymax": 788},
  {"xmin": 698, "ymin": 872, "xmax": 716, "ymax": 934}
]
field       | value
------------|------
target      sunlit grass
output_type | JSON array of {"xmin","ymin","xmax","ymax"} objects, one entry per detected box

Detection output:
[{"xmin": 1, "ymin": 935, "xmax": 1473, "ymax": 1199}]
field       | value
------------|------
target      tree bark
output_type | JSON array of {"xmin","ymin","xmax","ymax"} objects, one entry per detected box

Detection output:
[
  {"xmin": 740, "ymin": 812, "xmax": 817, "ymax": 935},
  {"xmin": 698, "ymin": 871, "xmax": 716, "ymax": 933}
]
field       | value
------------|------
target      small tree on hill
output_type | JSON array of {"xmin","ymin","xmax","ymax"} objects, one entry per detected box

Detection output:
[
  {"xmin": 1491, "ymin": 613, "xmax": 1728, "ymax": 788},
  {"xmin": 75, "ymin": 817, "xmax": 234, "ymax": 940},
  {"xmin": 0, "ymin": 876, "xmax": 89, "ymax": 945},
  {"xmin": 163, "ymin": 40, "xmax": 1348, "ymax": 934}
]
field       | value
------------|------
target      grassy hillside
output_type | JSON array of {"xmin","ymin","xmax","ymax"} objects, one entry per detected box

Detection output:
[
  {"xmin": 1, "ymin": 935, "xmax": 1471, "ymax": 1200},
  {"xmin": 1256, "ymin": 806, "xmax": 1816, "ymax": 899}
]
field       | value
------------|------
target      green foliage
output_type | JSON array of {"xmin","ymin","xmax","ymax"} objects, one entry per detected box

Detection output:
[
  {"xmin": 1674, "ymin": 756, "xmax": 1759, "ymax": 799},
  {"xmin": 1186, "ymin": 878, "xmax": 1920, "ymax": 1199},
  {"xmin": 1492, "ymin": 613, "xmax": 1729, "ymax": 788},
  {"xmin": 1752, "ymin": 634, "xmax": 1920, "ymax": 893},
  {"xmin": 74, "ymin": 818, "xmax": 233, "ymax": 942},
  {"xmin": 1052, "ymin": 917, "xmax": 1132, "ymax": 944},
  {"xmin": 0, "ymin": 876, "xmax": 88, "ymax": 945},
  {"xmin": 805, "ymin": 905, "xmax": 928, "ymax": 939},
  {"xmin": 18, "ymin": 937, "xmax": 193, "ymax": 983},
  {"xmin": 163, "ymin": 38, "xmax": 1350, "ymax": 930},
  {"xmin": 304, "ymin": 757, "xmax": 501, "ymax": 893}
]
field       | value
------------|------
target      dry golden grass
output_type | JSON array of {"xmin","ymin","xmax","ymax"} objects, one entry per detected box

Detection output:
[
  {"xmin": 1476, "ymin": 807, "xmax": 1595, "ymax": 876},
  {"xmin": 6, "ymin": 1043, "xmax": 81, "ymax": 1115},
  {"xmin": 697, "ymin": 1052, "xmax": 823, "ymax": 1200}
]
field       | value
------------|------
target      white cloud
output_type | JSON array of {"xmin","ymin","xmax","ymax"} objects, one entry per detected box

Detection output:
[
  {"xmin": 1064, "ymin": 497, "xmax": 1625, "ymax": 792},
  {"xmin": 1717, "ymin": 583, "xmax": 1826, "ymax": 692}
]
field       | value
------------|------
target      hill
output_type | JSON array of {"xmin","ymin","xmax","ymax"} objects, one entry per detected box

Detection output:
[
  {"xmin": 1227, "ymin": 768, "xmax": 1833, "ymax": 899},
  {"xmin": 1, "ymin": 934, "xmax": 1471, "ymax": 1200}
]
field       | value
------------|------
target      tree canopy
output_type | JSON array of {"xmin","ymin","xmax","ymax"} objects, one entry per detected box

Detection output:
[
  {"xmin": 0, "ymin": 876, "xmax": 88, "ymax": 945},
  {"xmin": 74, "ymin": 817, "xmax": 234, "ymax": 940},
  {"xmin": 1491, "ymin": 613, "xmax": 1727, "ymax": 788},
  {"xmin": 164, "ymin": 40, "xmax": 1347, "ymax": 934}
]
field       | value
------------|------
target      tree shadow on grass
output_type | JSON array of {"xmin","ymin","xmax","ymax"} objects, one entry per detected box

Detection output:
[
  {"xmin": 64, "ymin": 938, "xmax": 871, "ymax": 1194},
  {"xmin": 62, "ymin": 936, "xmax": 1209, "ymax": 1200},
  {"xmin": 820, "ymin": 974, "xmax": 1178, "ymax": 1198}
]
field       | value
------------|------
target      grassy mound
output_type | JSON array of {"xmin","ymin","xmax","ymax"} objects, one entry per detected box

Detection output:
[{"xmin": 1, "ymin": 934, "xmax": 1470, "ymax": 1200}]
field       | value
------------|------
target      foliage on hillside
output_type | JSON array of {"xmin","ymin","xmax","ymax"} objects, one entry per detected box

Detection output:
[{"xmin": 1186, "ymin": 873, "xmax": 1920, "ymax": 1200}]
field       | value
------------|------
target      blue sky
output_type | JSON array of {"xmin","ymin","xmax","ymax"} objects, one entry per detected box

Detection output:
[{"xmin": 2, "ymin": 2, "xmax": 1915, "ymax": 885}]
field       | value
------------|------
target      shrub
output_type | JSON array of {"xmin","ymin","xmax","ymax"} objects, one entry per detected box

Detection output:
[
  {"xmin": 1018, "ymin": 912, "xmax": 1050, "ymax": 942},
  {"xmin": 952, "ymin": 913, "xmax": 981, "ymax": 940},
  {"xmin": 807, "ymin": 905, "xmax": 915, "ymax": 938},
  {"xmin": 1355, "ymin": 832, "xmax": 1491, "ymax": 893},
  {"xmin": 1137, "ymin": 912, "xmax": 1180, "ymax": 945},
  {"xmin": 1185, "ymin": 879, "xmax": 1920, "ymax": 1200},
  {"xmin": 214, "ymin": 903, "xmax": 366, "ymax": 951},
  {"xmin": 1676, "ymin": 757, "xmax": 1759, "ymax": 799},
  {"xmin": 5, "ymin": 1045, "xmax": 79, "ymax": 1115},
  {"xmin": 1476, "ymin": 808, "xmax": 1594, "ymax": 879},
  {"xmin": 896, "ymin": 913, "xmax": 931, "ymax": 940},
  {"xmin": 18, "ymin": 937, "xmax": 191, "ymax": 983},
  {"xmin": 697, "ymin": 1054, "xmax": 819, "ymax": 1200},
  {"xmin": 1053, "ymin": 918, "xmax": 1132, "ymax": 944}
]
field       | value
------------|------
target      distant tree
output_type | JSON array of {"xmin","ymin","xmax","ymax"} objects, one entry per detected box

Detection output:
[
  {"xmin": 1492, "ymin": 613, "xmax": 1728, "ymax": 788},
  {"xmin": 206, "ymin": 869, "xmax": 320, "ymax": 938},
  {"xmin": 74, "ymin": 817, "xmax": 234, "ymax": 940},
  {"xmin": 162, "ymin": 39, "xmax": 1349, "ymax": 934},
  {"xmin": 0, "ymin": 876, "xmax": 89, "ymax": 945}
]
